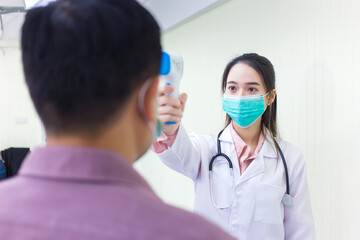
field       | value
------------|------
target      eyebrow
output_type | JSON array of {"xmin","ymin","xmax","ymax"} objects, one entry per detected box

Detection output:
[
  {"xmin": 227, "ymin": 81, "xmax": 238, "ymax": 85},
  {"xmin": 245, "ymin": 82, "xmax": 260, "ymax": 86},
  {"xmin": 227, "ymin": 81, "xmax": 260, "ymax": 86}
]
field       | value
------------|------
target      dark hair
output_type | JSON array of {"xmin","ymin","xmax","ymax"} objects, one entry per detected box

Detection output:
[
  {"xmin": 21, "ymin": 0, "xmax": 161, "ymax": 135},
  {"xmin": 221, "ymin": 53, "xmax": 278, "ymax": 141}
]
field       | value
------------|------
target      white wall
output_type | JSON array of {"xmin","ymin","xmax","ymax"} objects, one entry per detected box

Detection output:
[
  {"xmin": 0, "ymin": 47, "xmax": 43, "ymax": 150},
  {"xmin": 0, "ymin": 0, "xmax": 359, "ymax": 239},
  {"xmin": 136, "ymin": 0, "xmax": 360, "ymax": 239}
]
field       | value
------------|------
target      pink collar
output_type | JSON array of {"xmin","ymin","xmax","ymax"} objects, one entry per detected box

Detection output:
[{"xmin": 229, "ymin": 122, "xmax": 266, "ymax": 174}]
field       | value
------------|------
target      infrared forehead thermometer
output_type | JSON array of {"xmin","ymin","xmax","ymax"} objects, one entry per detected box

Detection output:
[
  {"xmin": 159, "ymin": 51, "xmax": 184, "ymax": 125},
  {"xmin": 159, "ymin": 51, "xmax": 183, "ymax": 98}
]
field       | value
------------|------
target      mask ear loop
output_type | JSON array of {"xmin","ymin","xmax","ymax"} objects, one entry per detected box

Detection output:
[
  {"xmin": 263, "ymin": 90, "xmax": 275, "ymax": 106},
  {"xmin": 261, "ymin": 92, "xmax": 271, "ymax": 107},
  {"xmin": 138, "ymin": 79, "xmax": 156, "ymax": 137}
]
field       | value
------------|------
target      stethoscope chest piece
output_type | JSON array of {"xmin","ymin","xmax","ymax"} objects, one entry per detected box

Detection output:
[{"xmin": 282, "ymin": 193, "xmax": 293, "ymax": 206}]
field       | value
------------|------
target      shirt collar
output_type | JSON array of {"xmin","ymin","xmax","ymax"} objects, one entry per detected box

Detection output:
[
  {"xmin": 19, "ymin": 146, "xmax": 154, "ymax": 191},
  {"xmin": 218, "ymin": 123, "xmax": 277, "ymax": 158},
  {"xmin": 229, "ymin": 123, "xmax": 248, "ymax": 153}
]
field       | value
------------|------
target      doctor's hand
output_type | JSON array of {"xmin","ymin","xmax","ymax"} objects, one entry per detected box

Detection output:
[{"xmin": 158, "ymin": 84, "xmax": 187, "ymax": 136}]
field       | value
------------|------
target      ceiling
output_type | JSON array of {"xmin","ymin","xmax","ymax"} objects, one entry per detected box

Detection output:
[
  {"xmin": 0, "ymin": 0, "xmax": 230, "ymax": 45},
  {"xmin": 137, "ymin": 0, "xmax": 229, "ymax": 32},
  {"xmin": 0, "ymin": 0, "xmax": 24, "ymax": 8},
  {"xmin": 0, "ymin": 0, "xmax": 53, "ymax": 9}
]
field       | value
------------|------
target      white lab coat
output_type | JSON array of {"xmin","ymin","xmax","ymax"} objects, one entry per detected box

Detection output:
[{"xmin": 156, "ymin": 124, "xmax": 315, "ymax": 240}]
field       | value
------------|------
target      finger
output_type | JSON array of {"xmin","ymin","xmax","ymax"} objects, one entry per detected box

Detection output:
[
  {"xmin": 159, "ymin": 115, "xmax": 181, "ymax": 125},
  {"xmin": 179, "ymin": 93, "xmax": 187, "ymax": 105},
  {"xmin": 178, "ymin": 93, "xmax": 188, "ymax": 111},
  {"xmin": 158, "ymin": 106, "xmax": 183, "ymax": 118},
  {"xmin": 158, "ymin": 84, "xmax": 174, "ymax": 96},
  {"xmin": 158, "ymin": 95, "xmax": 181, "ymax": 108}
]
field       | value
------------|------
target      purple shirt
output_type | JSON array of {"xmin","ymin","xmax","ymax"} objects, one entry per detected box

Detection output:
[{"xmin": 0, "ymin": 146, "xmax": 234, "ymax": 240}]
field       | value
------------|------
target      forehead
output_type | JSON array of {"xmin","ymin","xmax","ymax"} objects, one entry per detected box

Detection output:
[{"xmin": 227, "ymin": 62, "xmax": 263, "ymax": 86}]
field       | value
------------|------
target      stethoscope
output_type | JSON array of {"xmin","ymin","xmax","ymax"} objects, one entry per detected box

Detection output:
[{"xmin": 209, "ymin": 130, "xmax": 293, "ymax": 210}]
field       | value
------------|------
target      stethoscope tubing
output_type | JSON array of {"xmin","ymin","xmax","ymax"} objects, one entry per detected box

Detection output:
[
  {"xmin": 208, "ymin": 129, "xmax": 291, "ymax": 208},
  {"xmin": 209, "ymin": 130, "xmax": 233, "ymax": 171},
  {"xmin": 273, "ymin": 139, "xmax": 290, "ymax": 195}
]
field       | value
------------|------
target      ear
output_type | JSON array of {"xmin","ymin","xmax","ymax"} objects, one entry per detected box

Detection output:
[
  {"xmin": 268, "ymin": 89, "xmax": 277, "ymax": 106},
  {"xmin": 143, "ymin": 76, "xmax": 160, "ymax": 122}
]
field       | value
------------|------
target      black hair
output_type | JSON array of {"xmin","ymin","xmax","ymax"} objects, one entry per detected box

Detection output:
[
  {"xmin": 222, "ymin": 53, "xmax": 278, "ymax": 139},
  {"xmin": 21, "ymin": 0, "xmax": 161, "ymax": 135}
]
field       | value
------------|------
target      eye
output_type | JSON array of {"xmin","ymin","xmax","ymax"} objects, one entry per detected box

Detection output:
[
  {"xmin": 248, "ymin": 87, "xmax": 258, "ymax": 93},
  {"xmin": 228, "ymin": 86, "xmax": 237, "ymax": 92}
]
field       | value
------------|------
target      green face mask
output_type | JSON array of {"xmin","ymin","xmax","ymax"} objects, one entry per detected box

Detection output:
[
  {"xmin": 155, "ymin": 118, "xmax": 163, "ymax": 139},
  {"xmin": 223, "ymin": 93, "xmax": 269, "ymax": 128}
]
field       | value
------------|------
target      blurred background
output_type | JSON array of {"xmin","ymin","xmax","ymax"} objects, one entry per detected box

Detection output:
[{"xmin": 1, "ymin": 0, "xmax": 360, "ymax": 239}]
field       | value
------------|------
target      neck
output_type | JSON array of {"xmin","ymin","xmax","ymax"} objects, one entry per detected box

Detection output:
[
  {"xmin": 232, "ymin": 119, "xmax": 262, "ymax": 146},
  {"xmin": 46, "ymin": 127, "xmax": 137, "ymax": 163},
  {"xmin": 46, "ymin": 100, "xmax": 148, "ymax": 164}
]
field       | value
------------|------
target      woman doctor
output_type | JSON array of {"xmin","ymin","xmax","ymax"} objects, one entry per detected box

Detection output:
[{"xmin": 153, "ymin": 53, "xmax": 315, "ymax": 240}]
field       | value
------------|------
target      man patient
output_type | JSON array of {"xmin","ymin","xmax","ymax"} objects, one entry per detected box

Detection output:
[{"xmin": 0, "ymin": 0, "xmax": 234, "ymax": 239}]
